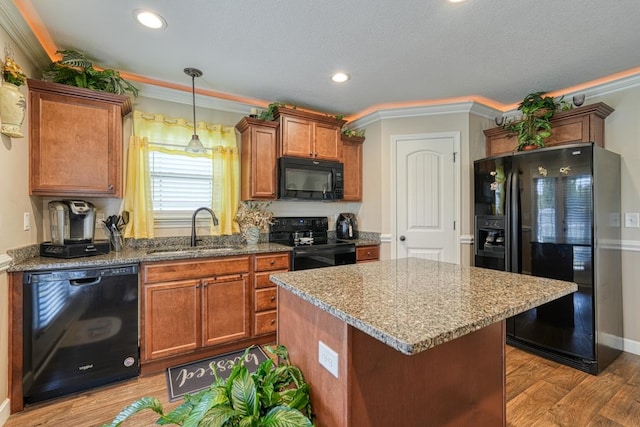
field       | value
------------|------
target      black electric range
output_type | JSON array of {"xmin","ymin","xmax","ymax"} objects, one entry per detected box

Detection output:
[{"xmin": 269, "ymin": 217, "xmax": 356, "ymax": 270}]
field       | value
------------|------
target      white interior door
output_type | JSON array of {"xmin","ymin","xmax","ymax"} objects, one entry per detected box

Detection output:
[{"xmin": 394, "ymin": 133, "xmax": 459, "ymax": 263}]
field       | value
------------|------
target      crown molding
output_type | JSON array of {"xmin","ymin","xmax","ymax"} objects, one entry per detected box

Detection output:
[
  {"xmin": 134, "ymin": 82, "xmax": 254, "ymax": 115},
  {"xmin": 349, "ymin": 101, "xmax": 500, "ymax": 129},
  {"xmin": 0, "ymin": 1, "xmax": 50, "ymax": 70}
]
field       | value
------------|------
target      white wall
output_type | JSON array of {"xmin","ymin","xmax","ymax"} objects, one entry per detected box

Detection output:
[{"xmin": 0, "ymin": 27, "xmax": 39, "ymax": 425}]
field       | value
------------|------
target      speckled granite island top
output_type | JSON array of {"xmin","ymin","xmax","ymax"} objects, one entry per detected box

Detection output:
[{"xmin": 270, "ymin": 257, "xmax": 577, "ymax": 355}]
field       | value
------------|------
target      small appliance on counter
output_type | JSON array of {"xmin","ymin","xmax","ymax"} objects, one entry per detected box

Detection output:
[
  {"xmin": 40, "ymin": 200, "xmax": 109, "ymax": 258},
  {"xmin": 336, "ymin": 212, "xmax": 359, "ymax": 240}
]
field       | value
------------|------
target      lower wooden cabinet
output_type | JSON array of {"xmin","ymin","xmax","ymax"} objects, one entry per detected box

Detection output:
[
  {"xmin": 141, "ymin": 252, "xmax": 289, "ymax": 369},
  {"xmin": 141, "ymin": 256, "xmax": 251, "ymax": 363},
  {"xmin": 356, "ymin": 245, "xmax": 380, "ymax": 263},
  {"xmin": 201, "ymin": 274, "xmax": 251, "ymax": 347},
  {"xmin": 253, "ymin": 252, "xmax": 289, "ymax": 335}
]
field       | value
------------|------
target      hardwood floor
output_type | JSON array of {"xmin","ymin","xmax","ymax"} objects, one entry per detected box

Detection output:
[{"xmin": 5, "ymin": 346, "xmax": 640, "ymax": 426}]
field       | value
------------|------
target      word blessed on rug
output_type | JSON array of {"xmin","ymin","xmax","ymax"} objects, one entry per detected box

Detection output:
[{"xmin": 166, "ymin": 346, "xmax": 269, "ymax": 401}]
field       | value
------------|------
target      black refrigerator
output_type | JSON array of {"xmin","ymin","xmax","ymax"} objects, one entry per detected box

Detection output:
[{"xmin": 473, "ymin": 143, "xmax": 622, "ymax": 374}]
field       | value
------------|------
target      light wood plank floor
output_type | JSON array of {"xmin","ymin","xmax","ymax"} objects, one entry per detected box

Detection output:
[{"xmin": 6, "ymin": 346, "xmax": 640, "ymax": 426}]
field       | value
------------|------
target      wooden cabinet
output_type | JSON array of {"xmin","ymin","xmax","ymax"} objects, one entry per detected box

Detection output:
[
  {"xmin": 237, "ymin": 117, "xmax": 279, "ymax": 200},
  {"xmin": 141, "ymin": 256, "xmax": 250, "ymax": 363},
  {"xmin": 341, "ymin": 135, "xmax": 365, "ymax": 201},
  {"xmin": 483, "ymin": 102, "xmax": 614, "ymax": 157},
  {"xmin": 356, "ymin": 245, "xmax": 380, "ymax": 263},
  {"xmin": 276, "ymin": 106, "xmax": 345, "ymax": 161},
  {"xmin": 253, "ymin": 252, "xmax": 290, "ymax": 336},
  {"xmin": 27, "ymin": 79, "xmax": 131, "ymax": 197}
]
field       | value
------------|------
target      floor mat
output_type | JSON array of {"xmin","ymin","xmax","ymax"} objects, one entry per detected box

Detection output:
[{"xmin": 165, "ymin": 346, "xmax": 269, "ymax": 401}]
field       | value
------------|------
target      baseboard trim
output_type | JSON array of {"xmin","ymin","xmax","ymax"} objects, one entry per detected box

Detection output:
[
  {"xmin": 624, "ymin": 337, "xmax": 640, "ymax": 356},
  {"xmin": 0, "ymin": 397, "xmax": 10, "ymax": 426}
]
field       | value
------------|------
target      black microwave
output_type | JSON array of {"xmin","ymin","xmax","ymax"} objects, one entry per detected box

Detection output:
[{"xmin": 278, "ymin": 156, "xmax": 344, "ymax": 200}]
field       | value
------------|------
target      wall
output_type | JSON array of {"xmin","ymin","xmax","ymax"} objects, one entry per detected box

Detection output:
[
  {"xmin": 360, "ymin": 112, "xmax": 474, "ymax": 261},
  {"xmin": 588, "ymin": 86, "xmax": 640, "ymax": 353},
  {"xmin": 0, "ymin": 28, "xmax": 38, "ymax": 424}
]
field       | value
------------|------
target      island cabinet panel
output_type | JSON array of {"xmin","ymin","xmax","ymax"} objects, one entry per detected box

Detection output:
[
  {"xmin": 278, "ymin": 289, "xmax": 506, "ymax": 427},
  {"xmin": 483, "ymin": 102, "xmax": 613, "ymax": 157},
  {"xmin": 341, "ymin": 135, "xmax": 364, "ymax": 201},
  {"xmin": 27, "ymin": 78, "xmax": 131, "ymax": 197},
  {"xmin": 253, "ymin": 252, "xmax": 289, "ymax": 335},
  {"xmin": 237, "ymin": 117, "xmax": 279, "ymax": 200},
  {"xmin": 275, "ymin": 106, "xmax": 346, "ymax": 161},
  {"xmin": 356, "ymin": 245, "xmax": 379, "ymax": 263}
]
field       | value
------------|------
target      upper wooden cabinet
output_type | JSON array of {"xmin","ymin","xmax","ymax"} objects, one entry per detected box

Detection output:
[
  {"xmin": 27, "ymin": 79, "xmax": 131, "ymax": 197},
  {"xmin": 341, "ymin": 135, "xmax": 365, "ymax": 201},
  {"xmin": 275, "ymin": 107, "xmax": 346, "ymax": 161},
  {"xmin": 483, "ymin": 102, "xmax": 614, "ymax": 157},
  {"xmin": 237, "ymin": 117, "xmax": 279, "ymax": 200}
]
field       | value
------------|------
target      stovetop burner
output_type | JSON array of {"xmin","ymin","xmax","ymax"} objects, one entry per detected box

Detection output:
[{"xmin": 269, "ymin": 216, "xmax": 353, "ymax": 248}]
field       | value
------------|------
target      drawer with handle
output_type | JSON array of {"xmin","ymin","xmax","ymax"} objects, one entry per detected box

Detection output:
[
  {"xmin": 254, "ymin": 310, "xmax": 277, "ymax": 335},
  {"xmin": 255, "ymin": 287, "xmax": 277, "ymax": 311}
]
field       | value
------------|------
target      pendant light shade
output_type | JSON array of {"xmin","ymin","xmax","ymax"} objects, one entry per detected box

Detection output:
[{"xmin": 184, "ymin": 67, "xmax": 206, "ymax": 154}]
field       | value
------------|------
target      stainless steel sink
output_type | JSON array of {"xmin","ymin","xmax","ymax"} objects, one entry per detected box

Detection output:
[{"xmin": 146, "ymin": 245, "xmax": 244, "ymax": 255}]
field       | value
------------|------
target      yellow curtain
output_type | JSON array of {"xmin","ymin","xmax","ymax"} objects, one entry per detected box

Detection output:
[
  {"xmin": 123, "ymin": 135, "xmax": 155, "ymax": 239},
  {"xmin": 130, "ymin": 111, "xmax": 240, "ymax": 235}
]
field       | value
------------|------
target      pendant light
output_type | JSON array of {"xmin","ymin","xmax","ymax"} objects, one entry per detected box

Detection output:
[{"xmin": 184, "ymin": 67, "xmax": 206, "ymax": 154}]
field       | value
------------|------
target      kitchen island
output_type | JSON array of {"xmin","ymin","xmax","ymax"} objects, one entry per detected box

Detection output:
[{"xmin": 270, "ymin": 258, "xmax": 577, "ymax": 427}]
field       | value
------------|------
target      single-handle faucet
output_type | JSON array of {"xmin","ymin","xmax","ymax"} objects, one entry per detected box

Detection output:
[{"xmin": 191, "ymin": 207, "xmax": 219, "ymax": 247}]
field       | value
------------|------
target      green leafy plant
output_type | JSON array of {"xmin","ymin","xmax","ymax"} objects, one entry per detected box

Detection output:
[
  {"xmin": 257, "ymin": 102, "xmax": 288, "ymax": 121},
  {"xmin": 1, "ymin": 55, "xmax": 26, "ymax": 86},
  {"xmin": 341, "ymin": 127, "xmax": 365, "ymax": 138},
  {"xmin": 103, "ymin": 345, "xmax": 313, "ymax": 427},
  {"xmin": 504, "ymin": 91, "xmax": 566, "ymax": 151},
  {"xmin": 42, "ymin": 49, "xmax": 138, "ymax": 96}
]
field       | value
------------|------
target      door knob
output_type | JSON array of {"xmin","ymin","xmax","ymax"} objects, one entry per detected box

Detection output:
[{"xmin": 399, "ymin": 235, "xmax": 406, "ymax": 241}]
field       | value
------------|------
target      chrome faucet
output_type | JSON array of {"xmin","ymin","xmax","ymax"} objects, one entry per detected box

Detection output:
[{"xmin": 191, "ymin": 207, "xmax": 219, "ymax": 247}]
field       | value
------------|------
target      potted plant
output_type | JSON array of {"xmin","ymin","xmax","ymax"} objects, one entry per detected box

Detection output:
[
  {"xmin": 104, "ymin": 345, "xmax": 313, "ymax": 426},
  {"xmin": 235, "ymin": 201, "xmax": 274, "ymax": 245},
  {"xmin": 504, "ymin": 91, "xmax": 566, "ymax": 151},
  {"xmin": 0, "ymin": 52, "xmax": 27, "ymax": 137},
  {"xmin": 42, "ymin": 49, "xmax": 138, "ymax": 96}
]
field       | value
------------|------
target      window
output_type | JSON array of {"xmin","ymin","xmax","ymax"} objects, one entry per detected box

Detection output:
[{"xmin": 149, "ymin": 148, "xmax": 213, "ymax": 212}]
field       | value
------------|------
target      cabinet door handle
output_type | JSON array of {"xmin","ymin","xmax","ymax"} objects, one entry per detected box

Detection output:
[{"xmin": 108, "ymin": 184, "xmax": 114, "ymax": 190}]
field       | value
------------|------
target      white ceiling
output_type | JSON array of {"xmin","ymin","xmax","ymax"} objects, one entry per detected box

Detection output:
[{"xmin": 9, "ymin": 0, "xmax": 640, "ymax": 118}]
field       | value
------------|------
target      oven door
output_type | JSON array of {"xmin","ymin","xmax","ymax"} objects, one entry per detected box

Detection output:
[{"xmin": 291, "ymin": 244, "xmax": 356, "ymax": 271}]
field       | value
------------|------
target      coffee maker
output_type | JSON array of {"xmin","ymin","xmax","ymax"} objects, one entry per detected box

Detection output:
[
  {"xmin": 336, "ymin": 213, "xmax": 359, "ymax": 240},
  {"xmin": 41, "ymin": 200, "xmax": 109, "ymax": 258}
]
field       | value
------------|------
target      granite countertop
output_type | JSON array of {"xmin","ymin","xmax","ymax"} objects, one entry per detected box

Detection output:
[
  {"xmin": 7, "ymin": 233, "xmax": 381, "ymax": 273},
  {"xmin": 7, "ymin": 243, "xmax": 292, "ymax": 273},
  {"xmin": 270, "ymin": 257, "xmax": 577, "ymax": 355}
]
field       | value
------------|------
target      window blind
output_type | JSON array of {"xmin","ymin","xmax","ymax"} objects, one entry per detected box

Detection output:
[{"xmin": 149, "ymin": 149, "xmax": 212, "ymax": 212}]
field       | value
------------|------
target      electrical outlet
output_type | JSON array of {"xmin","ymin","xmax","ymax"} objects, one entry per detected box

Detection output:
[
  {"xmin": 23, "ymin": 212, "xmax": 30, "ymax": 231},
  {"xmin": 624, "ymin": 212, "xmax": 640, "ymax": 228},
  {"xmin": 318, "ymin": 340, "xmax": 339, "ymax": 378}
]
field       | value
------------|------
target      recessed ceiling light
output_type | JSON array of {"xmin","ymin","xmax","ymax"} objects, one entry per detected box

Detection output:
[
  {"xmin": 331, "ymin": 72, "xmax": 350, "ymax": 83},
  {"xmin": 447, "ymin": 0, "xmax": 468, "ymax": 3},
  {"xmin": 134, "ymin": 10, "xmax": 167, "ymax": 30}
]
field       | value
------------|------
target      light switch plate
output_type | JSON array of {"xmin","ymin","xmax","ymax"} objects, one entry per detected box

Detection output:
[
  {"xmin": 23, "ymin": 212, "xmax": 30, "ymax": 231},
  {"xmin": 318, "ymin": 340, "xmax": 339, "ymax": 378},
  {"xmin": 624, "ymin": 212, "xmax": 640, "ymax": 228}
]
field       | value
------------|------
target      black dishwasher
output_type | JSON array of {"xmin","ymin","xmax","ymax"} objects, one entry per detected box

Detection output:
[{"xmin": 22, "ymin": 264, "xmax": 139, "ymax": 404}]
